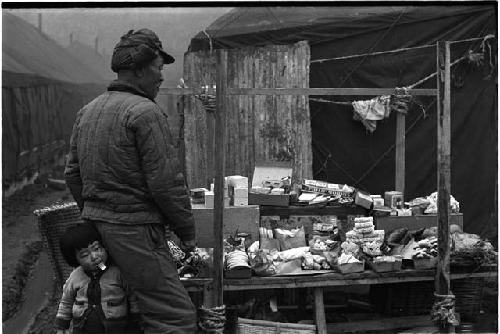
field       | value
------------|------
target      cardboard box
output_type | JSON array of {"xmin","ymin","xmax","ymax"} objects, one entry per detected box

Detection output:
[
  {"xmin": 234, "ymin": 187, "xmax": 248, "ymax": 198},
  {"xmin": 233, "ymin": 197, "xmax": 248, "ymax": 206},
  {"xmin": 191, "ymin": 204, "xmax": 260, "ymax": 248},
  {"xmin": 374, "ymin": 214, "xmax": 463, "ymax": 233},
  {"xmin": 355, "ymin": 190, "xmax": 373, "ymax": 209},
  {"xmin": 384, "ymin": 191, "xmax": 404, "ymax": 209},
  {"xmin": 248, "ymin": 162, "xmax": 292, "ymax": 207}
]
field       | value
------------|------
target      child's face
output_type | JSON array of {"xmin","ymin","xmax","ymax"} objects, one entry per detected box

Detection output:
[{"xmin": 75, "ymin": 241, "xmax": 108, "ymax": 271}]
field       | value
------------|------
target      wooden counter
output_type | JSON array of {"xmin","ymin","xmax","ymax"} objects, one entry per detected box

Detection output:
[
  {"xmin": 182, "ymin": 267, "xmax": 497, "ymax": 334},
  {"xmin": 182, "ymin": 266, "xmax": 497, "ymax": 291}
]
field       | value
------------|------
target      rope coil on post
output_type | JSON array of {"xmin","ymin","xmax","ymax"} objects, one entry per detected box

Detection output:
[
  {"xmin": 198, "ymin": 305, "xmax": 226, "ymax": 333},
  {"xmin": 431, "ymin": 292, "xmax": 459, "ymax": 328}
]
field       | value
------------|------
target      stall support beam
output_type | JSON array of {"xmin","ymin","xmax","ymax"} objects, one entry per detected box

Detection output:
[
  {"xmin": 211, "ymin": 49, "xmax": 228, "ymax": 307},
  {"xmin": 395, "ymin": 112, "xmax": 405, "ymax": 194},
  {"xmin": 436, "ymin": 41, "xmax": 453, "ymax": 332},
  {"xmin": 159, "ymin": 87, "xmax": 437, "ymax": 96},
  {"xmin": 313, "ymin": 287, "xmax": 327, "ymax": 334}
]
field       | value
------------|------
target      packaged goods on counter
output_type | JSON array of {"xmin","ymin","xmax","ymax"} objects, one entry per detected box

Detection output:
[
  {"xmin": 190, "ymin": 188, "xmax": 208, "ymax": 204},
  {"xmin": 312, "ymin": 216, "xmax": 337, "ymax": 233},
  {"xmin": 234, "ymin": 187, "xmax": 249, "ymax": 198},
  {"xmin": 405, "ymin": 191, "xmax": 460, "ymax": 215},
  {"xmin": 168, "ymin": 241, "xmax": 213, "ymax": 278},
  {"xmin": 225, "ymin": 249, "xmax": 252, "ymax": 278},
  {"xmin": 370, "ymin": 195, "xmax": 385, "ymax": 207},
  {"xmin": 423, "ymin": 191, "xmax": 460, "ymax": 214},
  {"xmin": 368, "ymin": 255, "xmax": 403, "ymax": 272},
  {"xmin": 301, "ymin": 179, "xmax": 355, "ymax": 196},
  {"xmin": 338, "ymin": 252, "xmax": 362, "ymax": 264},
  {"xmin": 354, "ymin": 190, "xmax": 373, "ymax": 209},
  {"xmin": 274, "ymin": 226, "xmax": 306, "ymax": 250},
  {"xmin": 249, "ymin": 249, "xmax": 277, "ymax": 276},
  {"xmin": 309, "ymin": 235, "xmax": 338, "ymax": 254},
  {"xmin": 248, "ymin": 163, "xmax": 292, "ymax": 206},
  {"xmin": 338, "ymin": 253, "xmax": 364, "ymax": 274},
  {"xmin": 225, "ymin": 249, "xmax": 250, "ymax": 269},
  {"xmin": 384, "ymin": 191, "xmax": 404, "ymax": 209}
]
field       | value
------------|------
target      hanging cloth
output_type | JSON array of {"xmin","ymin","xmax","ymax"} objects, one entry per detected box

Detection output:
[{"xmin": 352, "ymin": 95, "xmax": 392, "ymax": 132}]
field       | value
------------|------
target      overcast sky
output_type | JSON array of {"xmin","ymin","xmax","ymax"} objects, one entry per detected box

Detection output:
[{"xmin": 6, "ymin": 7, "xmax": 232, "ymax": 85}]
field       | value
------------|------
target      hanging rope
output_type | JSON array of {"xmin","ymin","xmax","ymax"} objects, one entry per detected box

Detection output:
[
  {"xmin": 310, "ymin": 97, "xmax": 352, "ymax": 106},
  {"xmin": 312, "ymin": 43, "xmax": 435, "ymax": 63},
  {"xmin": 353, "ymin": 99, "xmax": 435, "ymax": 187},
  {"xmin": 336, "ymin": 9, "xmax": 407, "ymax": 89},
  {"xmin": 312, "ymin": 34, "xmax": 495, "ymax": 64},
  {"xmin": 198, "ymin": 305, "xmax": 226, "ymax": 333},
  {"xmin": 309, "ymin": 33, "xmax": 495, "ymax": 109}
]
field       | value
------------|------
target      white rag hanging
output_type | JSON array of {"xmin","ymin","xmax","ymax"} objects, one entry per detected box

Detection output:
[{"xmin": 352, "ymin": 95, "xmax": 392, "ymax": 132}]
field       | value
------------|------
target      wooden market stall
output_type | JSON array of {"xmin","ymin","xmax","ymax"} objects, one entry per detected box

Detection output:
[
  {"xmin": 153, "ymin": 38, "xmax": 497, "ymax": 333},
  {"xmin": 33, "ymin": 34, "xmax": 497, "ymax": 333}
]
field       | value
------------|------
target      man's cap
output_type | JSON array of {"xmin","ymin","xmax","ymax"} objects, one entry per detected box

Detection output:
[{"xmin": 111, "ymin": 28, "xmax": 174, "ymax": 72}]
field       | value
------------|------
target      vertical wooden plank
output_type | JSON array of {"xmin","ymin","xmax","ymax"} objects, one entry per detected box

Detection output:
[
  {"xmin": 205, "ymin": 54, "xmax": 216, "ymax": 187},
  {"xmin": 314, "ymin": 287, "xmax": 327, "ymax": 334},
  {"xmin": 212, "ymin": 49, "xmax": 228, "ymax": 307},
  {"xmin": 203, "ymin": 283, "xmax": 214, "ymax": 308},
  {"xmin": 248, "ymin": 52, "xmax": 255, "ymax": 179},
  {"xmin": 395, "ymin": 112, "xmax": 406, "ymax": 193},
  {"xmin": 435, "ymin": 40, "xmax": 453, "ymax": 332}
]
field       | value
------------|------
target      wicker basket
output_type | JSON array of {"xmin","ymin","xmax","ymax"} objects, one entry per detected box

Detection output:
[
  {"xmin": 369, "ymin": 281, "xmax": 435, "ymax": 316},
  {"xmin": 34, "ymin": 202, "xmax": 83, "ymax": 284},
  {"xmin": 237, "ymin": 318, "xmax": 316, "ymax": 334},
  {"xmin": 452, "ymin": 277, "xmax": 486, "ymax": 321}
]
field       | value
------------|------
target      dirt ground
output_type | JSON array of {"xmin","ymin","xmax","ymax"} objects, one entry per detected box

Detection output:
[{"xmin": 2, "ymin": 181, "xmax": 72, "ymax": 330}]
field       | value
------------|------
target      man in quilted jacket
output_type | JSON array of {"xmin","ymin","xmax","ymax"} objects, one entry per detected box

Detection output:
[{"xmin": 64, "ymin": 28, "xmax": 197, "ymax": 334}]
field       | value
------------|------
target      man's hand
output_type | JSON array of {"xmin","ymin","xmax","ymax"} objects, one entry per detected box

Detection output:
[
  {"xmin": 180, "ymin": 239, "xmax": 196, "ymax": 253},
  {"xmin": 56, "ymin": 330, "xmax": 69, "ymax": 334}
]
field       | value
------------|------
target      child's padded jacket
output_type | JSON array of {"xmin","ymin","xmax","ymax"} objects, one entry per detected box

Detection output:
[{"xmin": 55, "ymin": 265, "xmax": 139, "ymax": 330}]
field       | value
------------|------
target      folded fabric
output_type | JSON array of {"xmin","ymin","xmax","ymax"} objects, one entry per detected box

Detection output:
[{"xmin": 352, "ymin": 95, "xmax": 391, "ymax": 132}]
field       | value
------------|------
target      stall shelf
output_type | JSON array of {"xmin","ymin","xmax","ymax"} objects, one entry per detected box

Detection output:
[{"xmin": 181, "ymin": 267, "xmax": 497, "ymax": 333}]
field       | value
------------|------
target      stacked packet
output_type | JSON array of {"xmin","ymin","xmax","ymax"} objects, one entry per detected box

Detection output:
[{"xmin": 345, "ymin": 217, "xmax": 385, "ymax": 256}]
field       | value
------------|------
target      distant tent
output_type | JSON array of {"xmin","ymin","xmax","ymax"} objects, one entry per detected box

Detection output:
[
  {"xmin": 188, "ymin": 6, "xmax": 497, "ymax": 241},
  {"xmin": 2, "ymin": 12, "xmax": 106, "ymax": 195},
  {"xmin": 66, "ymin": 40, "xmax": 115, "ymax": 82}
]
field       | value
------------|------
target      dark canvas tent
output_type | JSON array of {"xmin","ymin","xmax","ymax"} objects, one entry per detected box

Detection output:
[
  {"xmin": 2, "ymin": 12, "xmax": 106, "ymax": 195},
  {"xmin": 188, "ymin": 5, "xmax": 497, "ymax": 241}
]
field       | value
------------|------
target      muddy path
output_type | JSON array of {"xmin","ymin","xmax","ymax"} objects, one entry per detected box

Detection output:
[{"xmin": 3, "ymin": 182, "xmax": 72, "ymax": 333}]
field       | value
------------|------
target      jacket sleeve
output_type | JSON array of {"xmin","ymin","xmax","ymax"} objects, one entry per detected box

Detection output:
[
  {"xmin": 130, "ymin": 103, "xmax": 195, "ymax": 242},
  {"xmin": 55, "ymin": 275, "xmax": 77, "ymax": 329},
  {"xmin": 64, "ymin": 109, "xmax": 84, "ymax": 211}
]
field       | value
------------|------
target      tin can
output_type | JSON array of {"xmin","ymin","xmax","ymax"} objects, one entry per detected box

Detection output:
[{"xmin": 384, "ymin": 191, "xmax": 404, "ymax": 209}]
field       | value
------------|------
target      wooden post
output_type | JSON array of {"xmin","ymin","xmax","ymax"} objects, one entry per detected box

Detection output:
[
  {"xmin": 436, "ymin": 41, "xmax": 453, "ymax": 332},
  {"xmin": 313, "ymin": 287, "xmax": 327, "ymax": 334},
  {"xmin": 211, "ymin": 49, "xmax": 227, "ymax": 307},
  {"xmin": 395, "ymin": 112, "xmax": 405, "ymax": 194}
]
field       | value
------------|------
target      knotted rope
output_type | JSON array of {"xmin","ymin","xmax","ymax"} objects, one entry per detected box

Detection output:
[
  {"xmin": 198, "ymin": 305, "xmax": 226, "ymax": 333},
  {"xmin": 431, "ymin": 292, "xmax": 459, "ymax": 328}
]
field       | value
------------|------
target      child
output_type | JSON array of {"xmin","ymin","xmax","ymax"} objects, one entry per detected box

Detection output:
[{"xmin": 55, "ymin": 223, "xmax": 141, "ymax": 334}]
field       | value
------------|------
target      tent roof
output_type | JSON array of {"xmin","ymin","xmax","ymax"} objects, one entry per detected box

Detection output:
[
  {"xmin": 65, "ymin": 41, "xmax": 115, "ymax": 81},
  {"xmin": 189, "ymin": 5, "xmax": 494, "ymax": 52},
  {"xmin": 2, "ymin": 12, "xmax": 107, "ymax": 85}
]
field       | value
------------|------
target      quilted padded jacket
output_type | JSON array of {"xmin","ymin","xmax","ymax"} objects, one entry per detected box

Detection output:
[
  {"xmin": 65, "ymin": 80, "xmax": 195, "ymax": 241},
  {"xmin": 55, "ymin": 265, "xmax": 139, "ymax": 330}
]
